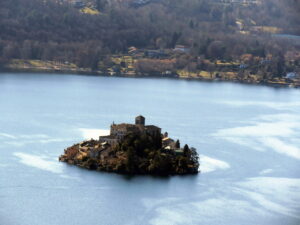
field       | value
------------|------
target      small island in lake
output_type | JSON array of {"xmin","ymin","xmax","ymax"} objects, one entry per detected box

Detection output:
[{"xmin": 59, "ymin": 116, "xmax": 199, "ymax": 175}]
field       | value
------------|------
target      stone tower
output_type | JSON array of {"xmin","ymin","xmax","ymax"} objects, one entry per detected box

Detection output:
[{"xmin": 135, "ymin": 115, "xmax": 145, "ymax": 126}]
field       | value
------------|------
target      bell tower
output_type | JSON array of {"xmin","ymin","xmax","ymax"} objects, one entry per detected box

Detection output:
[{"xmin": 135, "ymin": 115, "xmax": 145, "ymax": 126}]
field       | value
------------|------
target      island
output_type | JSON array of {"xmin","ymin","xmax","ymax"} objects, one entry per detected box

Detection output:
[{"xmin": 59, "ymin": 116, "xmax": 199, "ymax": 175}]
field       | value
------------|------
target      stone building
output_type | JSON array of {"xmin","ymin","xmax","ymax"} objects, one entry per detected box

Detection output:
[
  {"xmin": 135, "ymin": 115, "xmax": 145, "ymax": 125},
  {"xmin": 110, "ymin": 123, "xmax": 140, "ymax": 140},
  {"xmin": 98, "ymin": 135, "xmax": 119, "ymax": 147},
  {"xmin": 162, "ymin": 137, "xmax": 176, "ymax": 148},
  {"xmin": 99, "ymin": 115, "xmax": 161, "ymax": 147}
]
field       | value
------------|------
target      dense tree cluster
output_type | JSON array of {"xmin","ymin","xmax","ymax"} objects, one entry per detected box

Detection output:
[
  {"xmin": 114, "ymin": 133, "xmax": 199, "ymax": 175},
  {"xmin": 0, "ymin": 0, "xmax": 299, "ymax": 73}
]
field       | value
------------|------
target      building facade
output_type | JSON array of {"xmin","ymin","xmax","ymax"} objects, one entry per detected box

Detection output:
[{"xmin": 99, "ymin": 115, "xmax": 161, "ymax": 147}]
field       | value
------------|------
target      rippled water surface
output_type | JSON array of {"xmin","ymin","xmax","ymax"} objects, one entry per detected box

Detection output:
[{"xmin": 0, "ymin": 73, "xmax": 300, "ymax": 225}]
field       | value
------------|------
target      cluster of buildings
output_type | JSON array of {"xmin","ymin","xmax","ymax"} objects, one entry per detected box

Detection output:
[
  {"xmin": 127, "ymin": 45, "xmax": 190, "ymax": 57},
  {"xmin": 99, "ymin": 115, "xmax": 161, "ymax": 147},
  {"xmin": 76, "ymin": 115, "xmax": 183, "ymax": 160}
]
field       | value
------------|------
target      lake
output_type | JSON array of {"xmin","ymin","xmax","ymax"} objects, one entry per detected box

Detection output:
[{"xmin": 0, "ymin": 73, "xmax": 300, "ymax": 225}]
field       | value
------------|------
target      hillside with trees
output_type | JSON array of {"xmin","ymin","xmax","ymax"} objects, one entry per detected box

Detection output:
[{"xmin": 0, "ymin": 0, "xmax": 299, "ymax": 85}]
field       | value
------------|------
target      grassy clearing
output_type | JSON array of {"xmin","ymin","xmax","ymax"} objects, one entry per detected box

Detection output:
[
  {"xmin": 8, "ymin": 59, "xmax": 78, "ymax": 71},
  {"xmin": 251, "ymin": 26, "xmax": 282, "ymax": 34},
  {"xmin": 215, "ymin": 60, "xmax": 240, "ymax": 66},
  {"xmin": 81, "ymin": 7, "xmax": 100, "ymax": 15},
  {"xmin": 177, "ymin": 70, "xmax": 214, "ymax": 79}
]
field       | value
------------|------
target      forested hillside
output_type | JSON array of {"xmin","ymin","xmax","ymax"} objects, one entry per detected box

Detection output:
[{"xmin": 0, "ymin": 0, "xmax": 299, "ymax": 84}]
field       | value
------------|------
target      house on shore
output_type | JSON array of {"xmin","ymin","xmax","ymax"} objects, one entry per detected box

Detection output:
[{"xmin": 174, "ymin": 45, "xmax": 190, "ymax": 53}]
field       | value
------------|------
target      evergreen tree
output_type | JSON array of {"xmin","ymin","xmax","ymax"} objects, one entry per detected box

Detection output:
[
  {"xmin": 183, "ymin": 144, "xmax": 190, "ymax": 156},
  {"xmin": 175, "ymin": 140, "xmax": 180, "ymax": 148},
  {"xmin": 170, "ymin": 32, "xmax": 181, "ymax": 48},
  {"xmin": 189, "ymin": 20, "xmax": 194, "ymax": 29}
]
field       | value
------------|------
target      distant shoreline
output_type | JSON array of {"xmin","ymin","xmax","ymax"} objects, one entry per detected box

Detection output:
[{"xmin": 1, "ymin": 67, "xmax": 299, "ymax": 89}]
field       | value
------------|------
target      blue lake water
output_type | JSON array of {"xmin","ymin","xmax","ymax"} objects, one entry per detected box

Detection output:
[{"xmin": 0, "ymin": 73, "xmax": 300, "ymax": 225}]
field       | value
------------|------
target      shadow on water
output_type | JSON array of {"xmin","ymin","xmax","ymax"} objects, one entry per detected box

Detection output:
[
  {"xmin": 63, "ymin": 162, "xmax": 198, "ymax": 184},
  {"xmin": 120, "ymin": 173, "xmax": 199, "ymax": 183}
]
